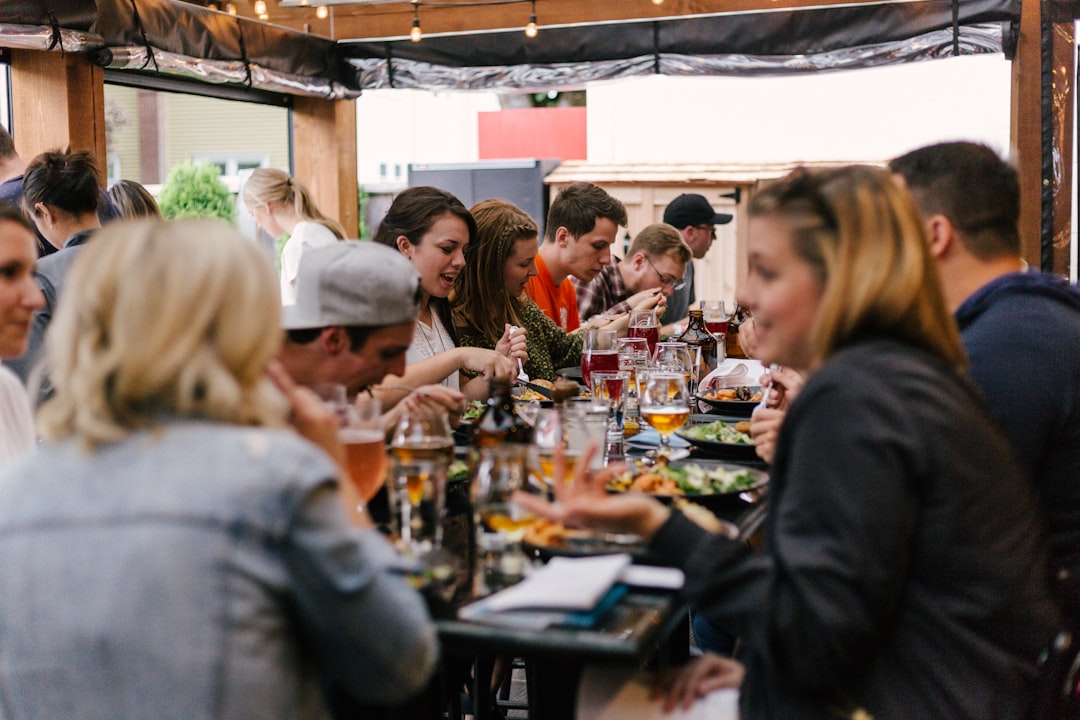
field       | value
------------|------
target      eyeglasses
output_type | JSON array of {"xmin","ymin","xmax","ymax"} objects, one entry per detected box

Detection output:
[
  {"xmin": 644, "ymin": 254, "xmax": 686, "ymax": 291},
  {"xmin": 694, "ymin": 224, "xmax": 717, "ymax": 238}
]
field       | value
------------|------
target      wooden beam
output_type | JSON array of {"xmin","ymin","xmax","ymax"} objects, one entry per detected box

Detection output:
[
  {"xmin": 292, "ymin": 97, "xmax": 359, "ymax": 236},
  {"xmin": 1011, "ymin": 0, "xmax": 1042, "ymax": 268},
  {"xmin": 1048, "ymin": 17, "xmax": 1074, "ymax": 275},
  {"xmin": 8, "ymin": 50, "xmax": 107, "ymax": 183},
  {"xmin": 260, "ymin": 0, "xmax": 891, "ymax": 41}
]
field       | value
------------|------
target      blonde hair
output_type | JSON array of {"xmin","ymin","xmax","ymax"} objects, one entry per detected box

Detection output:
[
  {"xmin": 242, "ymin": 168, "xmax": 347, "ymax": 239},
  {"xmin": 750, "ymin": 165, "xmax": 967, "ymax": 369},
  {"xmin": 37, "ymin": 219, "xmax": 289, "ymax": 446}
]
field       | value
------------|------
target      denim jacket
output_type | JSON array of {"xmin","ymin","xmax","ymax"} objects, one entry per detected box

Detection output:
[{"xmin": 0, "ymin": 419, "xmax": 437, "ymax": 719}]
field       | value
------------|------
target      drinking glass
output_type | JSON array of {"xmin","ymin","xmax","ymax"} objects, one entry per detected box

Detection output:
[
  {"xmin": 655, "ymin": 341, "xmax": 698, "ymax": 392},
  {"xmin": 700, "ymin": 300, "xmax": 733, "ymax": 340},
  {"xmin": 616, "ymin": 336, "xmax": 650, "ymax": 391},
  {"xmin": 312, "ymin": 382, "xmax": 351, "ymax": 427},
  {"xmin": 627, "ymin": 308, "xmax": 660, "ymax": 357},
  {"xmin": 530, "ymin": 408, "xmax": 578, "ymax": 492},
  {"xmin": 580, "ymin": 327, "xmax": 618, "ymax": 390},
  {"xmin": 471, "ymin": 444, "xmax": 535, "ymax": 591},
  {"xmin": 639, "ymin": 371, "xmax": 691, "ymax": 458},
  {"xmin": 388, "ymin": 407, "xmax": 454, "ymax": 559},
  {"xmin": 340, "ymin": 395, "xmax": 386, "ymax": 508},
  {"xmin": 563, "ymin": 397, "xmax": 611, "ymax": 470},
  {"xmin": 591, "ymin": 370, "xmax": 630, "ymax": 431}
]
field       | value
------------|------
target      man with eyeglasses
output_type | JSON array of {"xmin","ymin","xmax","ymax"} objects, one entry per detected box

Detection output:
[
  {"xmin": 661, "ymin": 193, "xmax": 734, "ymax": 329},
  {"xmin": 572, "ymin": 222, "xmax": 691, "ymax": 325}
]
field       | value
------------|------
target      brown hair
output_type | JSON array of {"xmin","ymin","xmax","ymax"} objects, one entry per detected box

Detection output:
[
  {"xmin": 23, "ymin": 149, "xmax": 101, "ymax": 218},
  {"xmin": 545, "ymin": 182, "xmax": 627, "ymax": 243},
  {"xmin": 373, "ymin": 185, "xmax": 476, "ymax": 250},
  {"xmin": 452, "ymin": 198, "xmax": 537, "ymax": 343},
  {"xmin": 627, "ymin": 223, "xmax": 691, "ymax": 264},
  {"xmin": 108, "ymin": 180, "xmax": 162, "ymax": 220}
]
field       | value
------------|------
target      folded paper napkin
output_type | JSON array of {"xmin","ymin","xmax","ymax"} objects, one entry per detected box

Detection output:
[
  {"xmin": 701, "ymin": 359, "xmax": 767, "ymax": 390},
  {"xmin": 625, "ymin": 428, "xmax": 691, "ymax": 450},
  {"xmin": 458, "ymin": 555, "xmax": 685, "ymax": 630}
]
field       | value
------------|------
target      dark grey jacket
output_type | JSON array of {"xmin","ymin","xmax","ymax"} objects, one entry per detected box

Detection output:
[{"xmin": 651, "ymin": 336, "xmax": 1060, "ymax": 719}]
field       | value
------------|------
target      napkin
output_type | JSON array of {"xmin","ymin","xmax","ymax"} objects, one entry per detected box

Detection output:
[
  {"xmin": 459, "ymin": 554, "xmax": 632, "ymax": 629},
  {"xmin": 625, "ymin": 428, "xmax": 691, "ymax": 450}
]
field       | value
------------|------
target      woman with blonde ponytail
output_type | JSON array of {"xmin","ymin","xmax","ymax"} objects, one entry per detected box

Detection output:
[{"xmin": 242, "ymin": 168, "xmax": 346, "ymax": 305}]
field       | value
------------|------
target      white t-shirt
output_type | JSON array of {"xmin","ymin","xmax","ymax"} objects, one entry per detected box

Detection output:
[
  {"xmin": 0, "ymin": 365, "xmax": 34, "ymax": 466},
  {"xmin": 406, "ymin": 311, "xmax": 460, "ymax": 391},
  {"xmin": 279, "ymin": 221, "xmax": 340, "ymax": 306}
]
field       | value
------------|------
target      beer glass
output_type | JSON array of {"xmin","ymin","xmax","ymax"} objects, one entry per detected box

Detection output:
[
  {"xmin": 389, "ymin": 407, "xmax": 454, "ymax": 558},
  {"xmin": 340, "ymin": 395, "xmax": 386, "ymax": 507},
  {"xmin": 639, "ymin": 371, "xmax": 691, "ymax": 458}
]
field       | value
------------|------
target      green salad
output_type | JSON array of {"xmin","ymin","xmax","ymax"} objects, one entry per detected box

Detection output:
[
  {"xmin": 462, "ymin": 400, "xmax": 485, "ymax": 422},
  {"xmin": 448, "ymin": 460, "xmax": 470, "ymax": 483},
  {"xmin": 680, "ymin": 420, "xmax": 753, "ymax": 445},
  {"xmin": 671, "ymin": 463, "xmax": 760, "ymax": 494}
]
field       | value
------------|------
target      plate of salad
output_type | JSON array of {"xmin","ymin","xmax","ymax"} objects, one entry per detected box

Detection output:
[{"xmin": 676, "ymin": 420, "xmax": 758, "ymax": 460}]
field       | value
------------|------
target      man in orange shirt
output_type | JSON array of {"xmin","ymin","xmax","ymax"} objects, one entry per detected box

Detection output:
[{"xmin": 525, "ymin": 182, "xmax": 628, "ymax": 332}]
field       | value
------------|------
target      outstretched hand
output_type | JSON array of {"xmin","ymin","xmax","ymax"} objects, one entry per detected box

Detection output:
[{"xmin": 511, "ymin": 445, "xmax": 672, "ymax": 540}]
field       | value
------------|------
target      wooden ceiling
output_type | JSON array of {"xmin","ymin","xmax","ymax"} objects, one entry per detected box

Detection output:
[{"xmin": 231, "ymin": 0, "xmax": 888, "ymax": 42}]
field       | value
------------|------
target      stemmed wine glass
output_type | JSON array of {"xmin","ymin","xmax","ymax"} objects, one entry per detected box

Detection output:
[
  {"xmin": 639, "ymin": 371, "xmax": 691, "ymax": 459},
  {"xmin": 471, "ymin": 444, "xmax": 535, "ymax": 591},
  {"xmin": 655, "ymin": 341, "xmax": 699, "ymax": 395},
  {"xmin": 389, "ymin": 407, "xmax": 454, "ymax": 559},
  {"xmin": 591, "ymin": 370, "xmax": 630, "ymax": 433}
]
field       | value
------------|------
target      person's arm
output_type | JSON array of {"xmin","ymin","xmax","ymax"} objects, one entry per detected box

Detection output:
[
  {"xmin": 522, "ymin": 300, "xmax": 583, "ymax": 375},
  {"xmin": 284, "ymin": 481, "xmax": 438, "ymax": 704},
  {"xmin": 376, "ymin": 346, "xmax": 514, "ymax": 408}
]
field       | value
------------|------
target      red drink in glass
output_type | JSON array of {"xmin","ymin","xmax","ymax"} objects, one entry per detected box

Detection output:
[
  {"xmin": 581, "ymin": 350, "xmax": 619, "ymax": 389},
  {"xmin": 627, "ymin": 325, "xmax": 659, "ymax": 356},
  {"xmin": 706, "ymin": 320, "xmax": 728, "ymax": 338}
]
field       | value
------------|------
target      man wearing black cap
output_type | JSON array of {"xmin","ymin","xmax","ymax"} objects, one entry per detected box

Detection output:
[{"xmin": 661, "ymin": 193, "xmax": 734, "ymax": 328}]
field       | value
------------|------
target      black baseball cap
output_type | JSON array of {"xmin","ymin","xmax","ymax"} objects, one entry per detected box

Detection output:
[{"xmin": 663, "ymin": 193, "xmax": 734, "ymax": 229}]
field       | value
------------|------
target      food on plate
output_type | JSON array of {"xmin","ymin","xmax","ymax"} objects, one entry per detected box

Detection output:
[
  {"xmin": 448, "ymin": 459, "xmax": 470, "ymax": 483},
  {"xmin": 462, "ymin": 400, "xmax": 485, "ymax": 422},
  {"xmin": 516, "ymin": 388, "xmax": 549, "ymax": 402},
  {"xmin": 608, "ymin": 457, "xmax": 761, "ymax": 496},
  {"xmin": 701, "ymin": 386, "xmax": 763, "ymax": 403},
  {"xmin": 522, "ymin": 517, "xmax": 569, "ymax": 548},
  {"xmin": 680, "ymin": 420, "xmax": 754, "ymax": 445}
]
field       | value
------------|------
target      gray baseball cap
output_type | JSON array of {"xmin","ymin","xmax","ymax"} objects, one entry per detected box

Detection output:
[{"xmin": 282, "ymin": 241, "xmax": 422, "ymax": 330}]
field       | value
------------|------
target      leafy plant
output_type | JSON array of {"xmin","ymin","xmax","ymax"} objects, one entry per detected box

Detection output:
[{"xmin": 157, "ymin": 161, "xmax": 235, "ymax": 224}]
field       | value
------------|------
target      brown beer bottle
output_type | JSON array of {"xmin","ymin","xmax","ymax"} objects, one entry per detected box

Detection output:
[
  {"xmin": 469, "ymin": 378, "xmax": 534, "ymax": 447},
  {"xmin": 677, "ymin": 309, "xmax": 718, "ymax": 379},
  {"xmin": 726, "ymin": 305, "xmax": 751, "ymax": 359}
]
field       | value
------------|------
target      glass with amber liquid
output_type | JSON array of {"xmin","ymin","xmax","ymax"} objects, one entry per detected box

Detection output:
[
  {"xmin": 639, "ymin": 371, "xmax": 691, "ymax": 458},
  {"xmin": 471, "ymin": 445, "xmax": 537, "ymax": 590},
  {"xmin": 389, "ymin": 408, "xmax": 454, "ymax": 557}
]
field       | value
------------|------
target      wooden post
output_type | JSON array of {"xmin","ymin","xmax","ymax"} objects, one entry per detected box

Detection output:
[
  {"xmin": 1011, "ymin": 0, "xmax": 1044, "ymax": 269},
  {"xmin": 8, "ymin": 49, "xmax": 107, "ymax": 183},
  {"xmin": 292, "ymin": 96, "xmax": 359, "ymax": 237}
]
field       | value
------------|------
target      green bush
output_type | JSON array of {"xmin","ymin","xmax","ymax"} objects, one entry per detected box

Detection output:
[{"xmin": 158, "ymin": 161, "xmax": 236, "ymax": 224}]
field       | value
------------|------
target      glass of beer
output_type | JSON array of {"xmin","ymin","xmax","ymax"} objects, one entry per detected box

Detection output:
[
  {"xmin": 639, "ymin": 371, "xmax": 690, "ymax": 459},
  {"xmin": 389, "ymin": 407, "xmax": 454, "ymax": 557},
  {"xmin": 340, "ymin": 395, "xmax": 387, "ymax": 506},
  {"xmin": 472, "ymin": 444, "xmax": 535, "ymax": 588},
  {"xmin": 530, "ymin": 408, "xmax": 580, "ymax": 492}
]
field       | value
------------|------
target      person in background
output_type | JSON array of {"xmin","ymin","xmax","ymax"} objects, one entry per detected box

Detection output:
[
  {"xmin": 6, "ymin": 149, "xmax": 103, "ymax": 384},
  {"xmin": 107, "ymin": 179, "xmax": 162, "ymax": 220},
  {"xmin": 571, "ymin": 222, "xmax": 689, "ymax": 325},
  {"xmin": 0, "ymin": 219, "xmax": 438, "ymax": 719},
  {"xmin": 277, "ymin": 241, "xmax": 464, "ymax": 431},
  {"xmin": 525, "ymin": 181, "xmax": 629, "ymax": 333},
  {"xmin": 373, "ymin": 186, "xmax": 519, "ymax": 407},
  {"xmin": 0, "ymin": 127, "xmax": 119, "ymax": 255},
  {"xmin": 890, "ymin": 141, "xmax": 1080, "ymax": 616},
  {"xmin": 0, "ymin": 202, "xmax": 44, "ymax": 464},
  {"xmin": 453, "ymin": 198, "xmax": 582, "ymax": 383},
  {"xmin": 519, "ymin": 165, "xmax": 1059, "ymax": 720},
  {"xmin": 661, "ymin": 193, "xmax": 733, "ymax": 329},
  {"xmin": 242, "ymin": 167, "xmax": 346, "ymax": 306}
]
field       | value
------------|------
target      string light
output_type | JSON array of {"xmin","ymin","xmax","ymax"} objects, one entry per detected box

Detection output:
[
  {"xmin": 652, "ymin": 0, "xmax": 665, "ymax": 5},
  {"xmin": 253, "ymin": 0, "xmax": 267, "ymax": 14},
  {"xmin": 315, "ymin": 5, "xmax": 329, "ymax": 19},
  {"xmin": 410, "ymin": 2, "xmax": 422, "ymax": 42},
  {"xmin": 524, "ymin": 0, "xmax": 537, "ymax": 38},
  {"xmin": 225, "ymin": 2, "xmax": 236, "ymax": 14}
]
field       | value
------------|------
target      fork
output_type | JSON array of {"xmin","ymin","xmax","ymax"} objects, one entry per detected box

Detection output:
[
  {"xmin": 757, "ymin": 363, "xmax": 781, "ymax": 410},
  {"xmin": 509, "ymin": 325, "xmax": 529, "ymax": 383}
]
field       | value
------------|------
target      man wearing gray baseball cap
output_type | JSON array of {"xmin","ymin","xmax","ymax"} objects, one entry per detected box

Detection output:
[{"xmin": 278, "ymin": 241, "xmax": 463, "ymax": 421}]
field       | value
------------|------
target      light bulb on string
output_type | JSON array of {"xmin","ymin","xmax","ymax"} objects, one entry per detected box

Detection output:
[
  {"xmin": 226, "ymin": 2, "xmax": 237, "ymax": 14},
  {"xmin": 652, "ymin": 0, "xmax": 664, "ymax": 5},
  {"xmin": 410, "ymin": 5, "xmax": 422, "ymax": 42},
  {"xmin": 316, "ymin": 5, "xmax": 329, "ymax": 19},
  {"xmin": 253, "ymin": 0, "xmax": 267, "ymax": 14},
  {"xmin": 524, "ymin": 1, "xmax": 537, "ymax": 38}
]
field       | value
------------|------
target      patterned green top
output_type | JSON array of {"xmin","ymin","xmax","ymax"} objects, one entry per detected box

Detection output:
[{"xmin": 456, "ymin": 298, "xmax": 582, "ymax": 382}]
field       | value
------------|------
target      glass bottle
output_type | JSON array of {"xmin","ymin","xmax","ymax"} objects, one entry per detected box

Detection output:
[
  {"xmin": 726, "ymin": 305, "xmax": 751, "ymax": 359},
  {"xmin": 469, "ymin": 378, "xmax": 534, "ymax": 447},
  {"xmin": 676, "ymin": 308, "xmax": 718, "ymax": 380}
]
